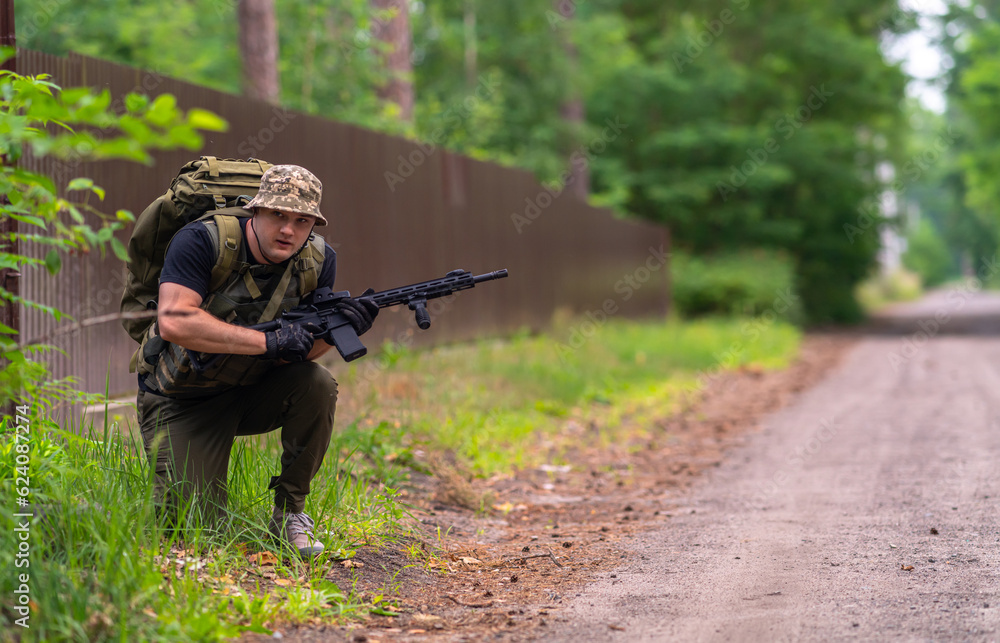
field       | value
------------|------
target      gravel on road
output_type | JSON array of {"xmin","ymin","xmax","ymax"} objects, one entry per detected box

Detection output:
[{"xmin": 551, "ymin": 325, "xmax": 1000, "ymax": 641}]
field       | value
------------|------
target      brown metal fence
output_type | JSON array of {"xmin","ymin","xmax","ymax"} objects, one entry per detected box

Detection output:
[{"xmin": 12, "ymin": 49, "xmax": 669, "ymax": 398}]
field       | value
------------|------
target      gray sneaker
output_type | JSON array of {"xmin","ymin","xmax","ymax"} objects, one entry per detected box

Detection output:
[{"xmin": 269, "ymin": 508, "xmax": 325, "ymax": 557}]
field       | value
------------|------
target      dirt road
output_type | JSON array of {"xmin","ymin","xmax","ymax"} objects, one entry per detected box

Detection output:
[{"xmin": 545, "ymin": 291, "xmax": 1000, "ymax": 641}]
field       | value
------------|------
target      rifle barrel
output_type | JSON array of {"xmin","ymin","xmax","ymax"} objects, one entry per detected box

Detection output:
[{"xmin": 473, "ymin": 269, "xmax": 508, "ymax": 283}]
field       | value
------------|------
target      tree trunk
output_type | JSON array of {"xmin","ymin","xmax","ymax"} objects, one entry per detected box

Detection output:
[
  {"xmin": 372, "ymin": 0, "xmax": 414, "ymax": 122},
  {"xmin": 556, "ymin": 0, "xmax": 588, "ymax": 199},
  {"xmin": 238, "ymin": 0, "xmax": 280, "ymax": 104},
  {"xmin": 561, "ymin": 94, "xmax": 589, "ymax": 200},
  {"xmin": 464, "ymin": 0, "xmax": 477, "ymax": 88}
]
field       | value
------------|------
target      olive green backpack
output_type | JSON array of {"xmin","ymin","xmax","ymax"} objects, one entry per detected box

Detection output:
[{"xmin": 120, "ymin": 156, "xmax": 275, "ymax": 345}]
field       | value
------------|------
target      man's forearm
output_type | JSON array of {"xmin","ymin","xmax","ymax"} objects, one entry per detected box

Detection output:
[
  {"xmin": 159, "ymin": 307, "xmax": 268, "ymax": 355},
  {"xmin": 306, "ymin": 340, "xmax": 333, "ymax": 361}
]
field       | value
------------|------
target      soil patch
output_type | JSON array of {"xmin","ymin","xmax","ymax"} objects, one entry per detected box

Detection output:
[{"xmin": 240, "ymin": 332, "xmax": 856, "ymax": 642}]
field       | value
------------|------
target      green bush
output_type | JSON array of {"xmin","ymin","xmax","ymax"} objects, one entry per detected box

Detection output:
[
  {"xmin": 902, "ymin": 219, "xmax": 956, "ymax": 287},
  {"xmin": 855, "ymin": 268, "xmax": 922, "ymax": 312},
  {"xmin": 671, "ymin": 250, "xmax": 802, "ymax": 322}
]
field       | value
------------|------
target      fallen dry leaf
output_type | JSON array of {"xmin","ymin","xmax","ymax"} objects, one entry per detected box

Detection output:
[
  {"xmin": 274, "ymin": 578, "xmax": 292, "ymax": 587},
  {"xmin": 248, "ymin": 551, "xmax": 279, "ymax": 566},
  {"xmin": 412, "ymin": 614, "xmax": 443, "ymax": 623},
  {"xmin": 901, "ymin": 564, "xmax": 914, "ymax": 571}
]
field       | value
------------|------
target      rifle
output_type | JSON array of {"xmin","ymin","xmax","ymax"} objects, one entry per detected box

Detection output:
[{"xmin": 251, "ymin": 268, "xmax": 509, "ymax": 362}]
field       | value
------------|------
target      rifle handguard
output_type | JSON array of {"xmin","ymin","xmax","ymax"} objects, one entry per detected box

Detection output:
[{"xmin": 245, "ymin": 268, "xmax": 508, "ymax": 362}]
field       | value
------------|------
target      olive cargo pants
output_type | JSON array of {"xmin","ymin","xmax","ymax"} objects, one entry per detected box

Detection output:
[{"xmin": 138, "ymin": 361, "xmax": 337, "ymax": 516}]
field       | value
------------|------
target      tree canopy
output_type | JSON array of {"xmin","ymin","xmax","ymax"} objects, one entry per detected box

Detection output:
[{"xmin": 13, "ymin": 0, "xmax": 948, "ymax": 322}]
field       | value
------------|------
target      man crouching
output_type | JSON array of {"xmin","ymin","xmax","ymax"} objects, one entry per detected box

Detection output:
[{"xmin": 135, "ymin": 165, "xmax": 377, "ymax": 557}]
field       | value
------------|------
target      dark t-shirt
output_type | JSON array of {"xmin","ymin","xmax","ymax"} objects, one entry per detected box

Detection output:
[
  {"xmin": 141, "ymin": 217, "xmax": 335, "ymax": 395},
  {"xmin": 159, "ymin": 216, "xmax": 336, "ymax": 300}
]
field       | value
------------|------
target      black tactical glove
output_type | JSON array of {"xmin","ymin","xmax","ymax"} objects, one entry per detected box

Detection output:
[
  {"xmin": 333, "ymin": 288, "xmax": 379, "ymax": 337},
  {"xmin": 263, "ymin": 319, "xmax": 318, "ymax": 362}
]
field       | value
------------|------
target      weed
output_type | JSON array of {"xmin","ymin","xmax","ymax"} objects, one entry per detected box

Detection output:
[
  {"xmin": 0, "ymin": 313, "xmax": 799, "ymax": 639},
  {"xmin": 333, "ymin": 315, "xmax": 799, "ymax": 476}
]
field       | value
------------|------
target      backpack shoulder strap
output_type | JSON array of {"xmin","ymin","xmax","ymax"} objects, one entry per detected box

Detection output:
[
  {"xmin": 295, "ymin": 233, "xmax": 327, "ymax": 296},
  {"xmin": 208, "ymin": 213, "xmax": 244, "ymax": 293},
  {"xmin": 258, "ymin": 234, "xmax": 325, "ymax": 323}
]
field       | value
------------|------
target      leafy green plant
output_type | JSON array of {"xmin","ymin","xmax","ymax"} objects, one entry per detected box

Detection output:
[
  {"xmin": 0, "ymin": 46, "xmax": 268, "ymax": 642},
  {"xmin": 902, "ymin": 218, "xmax": 956, "ymax": 288},
  {"xmin": 0, "ymin": 46, "xmax": 226, "ymax": 408}
]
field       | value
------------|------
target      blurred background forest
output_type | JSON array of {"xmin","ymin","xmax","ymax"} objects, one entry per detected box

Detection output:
[{"xmin": 14, "ymin": 0, "xmax": 1000, "ymax": 324}]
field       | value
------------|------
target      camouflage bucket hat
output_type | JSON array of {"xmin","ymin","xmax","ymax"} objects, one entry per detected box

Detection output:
[{"xmin": 244, "ymin": 164, "xmax": 327, "ymax": 225}]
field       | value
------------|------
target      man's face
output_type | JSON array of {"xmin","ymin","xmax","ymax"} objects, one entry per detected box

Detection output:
[{"xmin": 252, "ymin": 207, "xmax": 317, "ymax": 263}]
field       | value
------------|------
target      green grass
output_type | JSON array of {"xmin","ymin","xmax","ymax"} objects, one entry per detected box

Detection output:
[
  {"xmin": 0, "ymin": 410, "xmax": 412, "ymax": 642},
  {"xmin": 0, "ymin": 313, "xmax": 800, "ymax": 640},
  {"xmin": 334, "ymin": 315, "xmax": 801, "ymax": 475}
]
